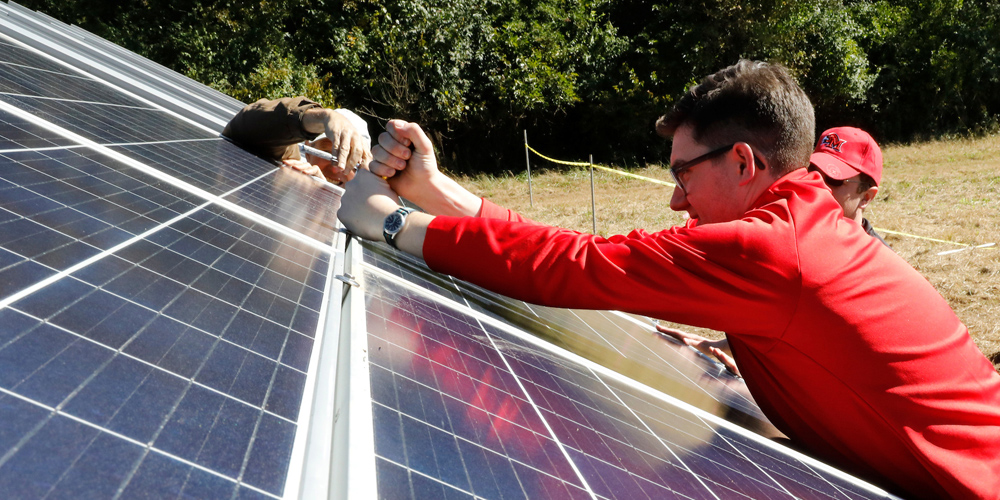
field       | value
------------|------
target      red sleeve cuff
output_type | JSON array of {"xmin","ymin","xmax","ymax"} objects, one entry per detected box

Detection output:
[
  {"xmin": 476, "ymin": 198, "xmax": 534, "ymax": 224},
  {"xmin": 422, "ymin": 216, "xmax": 464, "ymax": 273}
]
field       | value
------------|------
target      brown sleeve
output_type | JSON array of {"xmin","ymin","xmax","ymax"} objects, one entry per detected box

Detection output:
[{"xmin": 221, "ymin": 97, "xmax": 322, "ymax": 160}]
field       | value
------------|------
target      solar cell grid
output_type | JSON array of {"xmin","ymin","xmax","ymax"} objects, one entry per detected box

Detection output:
[
  {"xmin": 0, "ymin": 37, "xmax": 77, "ymax": 74},
  {"xmin": 0, "ymin": 93, "xmax": 216, "ymax": 144},
  {"xmin": 360, "ymin": 238, "xmax": 767, "ymax": 425},
  {"xmin": 112, "ymin": 140, "xmax": 282, "ymax": 197},
  {"xmin": 361, "ymin": 239, "xmax": 468, "ymax": 304},
  {"xmin": 0, "ymin": 147, "xmax": 204, "ymax": 301},
  {"xmin": 361, "ymin": 266, "xmax": 895, "ymax": 500},
  {"xmin": 364, "ymin": 270, "xmax": 594, "ymax": 499},
  {"xmin": 0, "ymin": 203, "xmax": 331, "ymax": 497},
  {"xmin": 0, "ymin": 60, "xmax": 134, "ymax": 105},
  {"xmin": 222, "ymin": 166, "xmax": 342, "ymax": 246},
  {"xmin": 0, "ymin": 108, "xmax": 77, "ymax": 149}
]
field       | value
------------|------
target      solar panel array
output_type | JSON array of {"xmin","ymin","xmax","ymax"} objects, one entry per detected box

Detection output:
[{"xmin": 0, "ymin": 3, "xmax": 900, "ymax": 499}]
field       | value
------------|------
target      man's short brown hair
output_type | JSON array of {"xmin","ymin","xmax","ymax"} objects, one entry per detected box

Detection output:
[{"xmin": 656, "ymin": 60, "xmax": 815, "ymax": 177}]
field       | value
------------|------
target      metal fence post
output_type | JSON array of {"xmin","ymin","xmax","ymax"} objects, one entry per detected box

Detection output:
[
  {"xmin": 524, "ymin": 130, "xmax": 533, "ymax": 208},
  {"xmin": 589, "ymin": 154, "xmax": 596, "ymax": 234}
]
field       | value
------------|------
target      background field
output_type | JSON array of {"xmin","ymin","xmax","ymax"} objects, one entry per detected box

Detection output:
[{"xmin": 455, "ymin": 134, "xmax": 1000, "ymax": 371}]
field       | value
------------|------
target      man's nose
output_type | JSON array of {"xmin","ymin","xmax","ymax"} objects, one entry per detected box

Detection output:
[{"xmin": 669, "ymin": 185, "xmax": 690, "ymax": 212}]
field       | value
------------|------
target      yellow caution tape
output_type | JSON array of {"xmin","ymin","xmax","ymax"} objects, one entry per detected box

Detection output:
[
  {"xmin": 526, "ymin": 144, "xmax": 991, "ymax": 250},
  {"xmin": 875, "ymin": 228, "xmax": 971, "ymax": 247},
  {"xmin": 526, "ymin": 144, "xmax": 676, "ymax": 187},
  {"xmin": 589, "ymin": 163, "xmax": 676, "ymax": 187},
  {"xmin": 525, "ymin": 144, "xmax": 590, "ymax": 167}
]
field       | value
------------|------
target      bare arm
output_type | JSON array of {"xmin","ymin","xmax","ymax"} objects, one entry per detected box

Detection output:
[
  {"xmin": 340, "ymin": 121, "xmax": 449, "ymax": 257},
  {"xmin": 338, "ymin": 168, "xmax": 431, "ymax": 259}
]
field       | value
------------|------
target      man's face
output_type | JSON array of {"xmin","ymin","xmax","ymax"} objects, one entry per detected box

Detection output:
[
  {"xmin": 821, "ymin": 172, "xmax": 876, "ymax": 222},
  {"xmin": 668, "ymin": 125, "xmax": 751, "ymax": 224}
]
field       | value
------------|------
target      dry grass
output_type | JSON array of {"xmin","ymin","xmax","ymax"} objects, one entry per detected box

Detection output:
[{"xmin": 454, "ymin": 134, "xmax": 1000, "ymax": 370}]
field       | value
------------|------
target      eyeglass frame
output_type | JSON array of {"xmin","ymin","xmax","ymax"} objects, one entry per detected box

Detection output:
[{"xmin": 669, "ymin": 143, "xmax": 767, "ymax": 193}]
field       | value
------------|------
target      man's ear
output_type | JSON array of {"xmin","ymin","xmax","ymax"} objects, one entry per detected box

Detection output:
[
  {"xmin": 858, "ymin": 186, "xmax": 879, "ymax": 210},
  {"xmin": 734, "ymin": 142, "xmax": 759, "ymax": 186}
]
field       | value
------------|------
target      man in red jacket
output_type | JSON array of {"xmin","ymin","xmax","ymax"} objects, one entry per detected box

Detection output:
[{"xmin": 340, "ymin": 60, "xmax": 1000, "ymax": 499}]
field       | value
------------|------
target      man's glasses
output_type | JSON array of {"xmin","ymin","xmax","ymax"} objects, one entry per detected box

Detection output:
[
  {"xmin": 669, "ymin": 143, "xmax": 766, "ymax": 193},
  {"xmin": 822, "ymin": 177, "xmax": 861, "ymax": 187}
]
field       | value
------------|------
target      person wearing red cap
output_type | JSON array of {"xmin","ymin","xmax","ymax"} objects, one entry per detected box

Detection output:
[
  {"xmin": 341, "ymin": 60, "xmax": 1000, "ymax": 498},
  {"xmin": 809, "ymin": 126, "xmax": 889, "ymax": 247},
  {"xmin": 659, "ymin": 127, "xmax": 894, "ymax": 378}
]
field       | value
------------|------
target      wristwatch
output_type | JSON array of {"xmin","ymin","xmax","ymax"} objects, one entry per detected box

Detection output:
[{"xmin": 383, "ymin": 207, "xmax": 416, "ymax": 249}]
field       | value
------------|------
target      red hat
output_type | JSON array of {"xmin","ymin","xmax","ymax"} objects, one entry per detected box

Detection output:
[{"xmin": 810, "ymin": 126, "xmax": 883, "ymax": 186}]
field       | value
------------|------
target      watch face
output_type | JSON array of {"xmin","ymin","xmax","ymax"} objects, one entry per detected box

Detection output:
[{"xmin": 385, "ymin": 212, "xmax": 405, "ymax": 233}]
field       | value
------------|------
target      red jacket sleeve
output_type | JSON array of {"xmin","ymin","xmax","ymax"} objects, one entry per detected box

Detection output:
[
  {"xmin": 422, "ymin": 212, "xmax": 799, "ymax": 336},
  {"xmin": 476, "ymin": 198, "xmax": 535, "ymax": 224}
]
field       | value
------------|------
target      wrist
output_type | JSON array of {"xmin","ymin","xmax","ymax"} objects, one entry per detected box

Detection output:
[
  {"xmin": 395, "ymin": 211, "xmax": 432, "ymax": 258},
  {"xmin": 302, "ymin": 108, "xmax": 334, "ymax": 135}
]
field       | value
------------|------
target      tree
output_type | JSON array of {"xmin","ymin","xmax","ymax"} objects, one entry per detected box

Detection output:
[{"xmin": 18, "ymin": 0, "xmax": 999, "ymax": 171}]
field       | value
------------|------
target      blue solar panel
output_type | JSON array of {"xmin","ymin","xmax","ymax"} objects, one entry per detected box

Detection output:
[
  {"xmin": 0, "ymin": 58, "xmax": 136, "ymax": 105},
  {"xmin": 0, "ymin": 109, "xmax": 78, "ymax": 149},
  {"xmin": 359, "ymin": 267, "xmax": 894, "ymax": 499},
  {"xmin": 110, "ymin": 140, "xmax": 280, "ymax": 196},
  {"xmin": 0, "ymin": 38, "xmax": 77, "ymax": 74},
  {"xmin": 1, "ymin": 203, "xmax": 330, "ymax": 496},
  {"xmin": 0, "ymin": 145, "xmax": 203, "ymax": 300},
  {"xmin": 222, "ymin": 167, "xmax": 342, "ymax": 246},
  {"xmin": 0, "ymin": 25, "xmax": 341, "ymax": 496},
  {"xmin": 0, "ymin": 93, "xmax": 216, "ymax": 143}
]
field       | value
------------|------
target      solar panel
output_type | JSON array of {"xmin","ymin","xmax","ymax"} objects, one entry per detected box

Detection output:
[
  {"xmin": 355, "ymin": 265, "xmax": 893, "ymax": 499},
  {"xmin": 0, "ymin": 4, "xmax": 901, "ymax": 499}
]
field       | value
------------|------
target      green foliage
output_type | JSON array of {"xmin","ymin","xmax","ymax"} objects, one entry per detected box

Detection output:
[
  {"xmin": 218, "ymin": 54, "xmax": 337, "ymax": 107},
  {"xmin": 18, "ymin": 0, "xmax": 1000, "ymax": 172},
  {"xmin": 861, "ymin": 0, "xmax": 1000, "ymax": 139},
  {"xmin": 286, "ymin": 0, "xmax": 626, "ymax": 169}
]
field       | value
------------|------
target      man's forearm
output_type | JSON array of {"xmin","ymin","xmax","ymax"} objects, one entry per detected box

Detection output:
[{"xmin": 410, "ymin": 174, "xmax": 483, "ymax": 218}]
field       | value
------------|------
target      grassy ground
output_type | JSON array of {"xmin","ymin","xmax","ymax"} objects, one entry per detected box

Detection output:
[{"xmin": 454, "ymin": 134, "xmax": 1000, "ymax": 370}]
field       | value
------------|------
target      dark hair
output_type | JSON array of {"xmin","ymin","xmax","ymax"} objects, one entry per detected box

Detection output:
[
  {"xmin": 857, "ymin": 173, "xmax": 877, "ymax": 194},
  {"xmin": 656, "ymin": 60, "xmax": 815, "ymax": 177}
]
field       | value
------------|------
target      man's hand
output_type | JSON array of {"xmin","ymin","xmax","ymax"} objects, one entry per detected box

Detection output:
[
  {"xmin": 281, "ymin": 158, "xmax": 323, "ymax": 178},
  {"xmin": 370, "ymin": 119, "xmax": 482, "ymax": 217},
  {"xmin": 370, "ymin": 120, "xmax": 436, "ymax": 190},
  {"xmin": 339, "ymin": 169, "xmax": 402, "ymax": 241},
  {"xmin": 303, "ymin": 109, "xmax": 371, "ymax": 184},
  {"xmin": 655, "ymin": 324, "xmax": 741, "ymax": 377}
]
